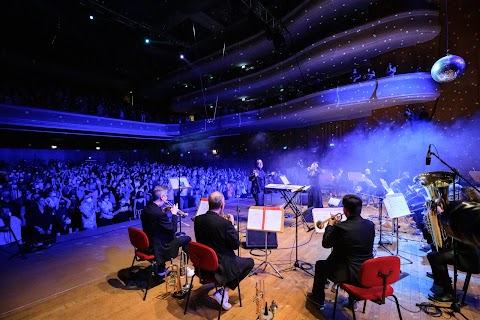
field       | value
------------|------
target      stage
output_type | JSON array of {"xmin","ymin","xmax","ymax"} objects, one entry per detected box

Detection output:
[{"xmin": 1, "ymin": 194, "xmax": 479, "ymax": 320}]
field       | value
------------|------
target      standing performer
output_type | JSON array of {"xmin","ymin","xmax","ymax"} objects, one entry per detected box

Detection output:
[
  {"xmin": 249, "ymin": 159, "xmax": 275, "ymax": 206},
  {"xmin": 307, "ymin": 161, "xmax": 323, "ymax": 208},
  {"xmin": 194, "ymin": 191, "xmax": 254, "ymax": 310},
  {"xmin": 141, "ymin": 185, "xmax": 191, "ymax": 276},
  {"xmin": 307, "ymin": 194, "xmax": 375, "ymax": 310}
]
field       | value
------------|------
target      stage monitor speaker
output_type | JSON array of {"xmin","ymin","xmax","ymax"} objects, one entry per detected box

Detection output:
[
  {"xmin": 245, "ymin": 230, "xmax": 278, "ymax": 249},
  {"xmin": 302, "ymin": 207, "xmax": 314, "ymax": 222},
  {"xmin": 328, "ymin": 197, "xmax": 343, "ymax": 207}
]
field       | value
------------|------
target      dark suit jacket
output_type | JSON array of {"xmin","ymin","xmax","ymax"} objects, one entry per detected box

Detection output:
[
  {"xmin": 194, "ymin": 211, "xmax": 243, "ymax": 285},
  {"xmin": 141, "ymin": 202, "xmax": 178, "ymax": 263},
  {"xmin": 322, "ymin": 214, "xmax": 375, "ymax": 284}
]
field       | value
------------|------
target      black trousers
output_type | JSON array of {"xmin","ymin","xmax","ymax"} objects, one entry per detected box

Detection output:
[
  {"xmin": 427, "ymin": 249, "xmax": 454, "ymax": 292},
  {"xmin": 253, "ymin": 191, "xmax": 265, "ymax": 206},
  {"xmin": 225, "ymin": 257, "xmax": 254, "ymax": 290},
  {"xmin": 311, "ymin": 260, "xmax": 335, "ymax": 303}
]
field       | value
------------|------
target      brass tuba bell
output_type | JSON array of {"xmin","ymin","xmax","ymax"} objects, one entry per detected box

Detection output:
[{"xmin": 414, "ymin": 171, "xmax": 457, "ymax": 250}]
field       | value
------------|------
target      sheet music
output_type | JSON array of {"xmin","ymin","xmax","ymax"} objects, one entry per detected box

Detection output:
[
  {"xmin": 169, "ymin": 177, "xmax": 191, "ymax": 190},
  {"xmin": 247, "ymin": 206, "xmax": 284, "ymax": 232},
  {"xmin": 195, "ymin": 198, "xmax": 209, "ymax": 216},
  {"xmin": 384, "ymin": 193, "xmax": 411, "ymax": 219}
]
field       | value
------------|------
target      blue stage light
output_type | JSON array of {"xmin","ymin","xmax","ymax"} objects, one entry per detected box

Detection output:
[
  {"xmin": 145, "ymin": 38, "xmax": 150, "ymax": 44},
  {"xmin": 180, "ymin": 54, "xmax": 185, "ymax": 59}
]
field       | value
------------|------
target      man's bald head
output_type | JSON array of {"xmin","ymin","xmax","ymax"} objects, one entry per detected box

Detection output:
[{"xmin": 208, "ymin": 191, "xmax": 225, "ymax": 211}]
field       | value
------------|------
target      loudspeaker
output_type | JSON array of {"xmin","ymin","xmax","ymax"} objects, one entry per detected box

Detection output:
[
  {"xmin": 302, "ymin": 207, "xmax": 314, "ymax": 222},
  {"xmin": 245, "ymin": 230, "xmax": 278, "ymax": 249},
  {"xmin": 328, "ymin": 198, "xmax": 343, "ymax": 207}
]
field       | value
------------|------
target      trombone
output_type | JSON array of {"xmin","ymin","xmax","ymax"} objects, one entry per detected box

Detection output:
[
  {"xmin": 315, "ymin": 213, "xmax": 343, "ymax": 229},
  {"xmin": 164, "ymin": 200, "xmax": 188, "ymax": 218}
]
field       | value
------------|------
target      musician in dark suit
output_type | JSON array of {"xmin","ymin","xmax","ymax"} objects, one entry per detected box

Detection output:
[
  {"xmin": 249, "ymin": 158, "xmax": 275, "ymax": 206},
  {"xmin": 427, "ymin": 188, "xmax": 480, "ymax": 302},
  {"xmin": 194, "ymin": 191, "xmax": 254, "ymax": 310},
  {"xmin": 307, "ymin": 194, "xmax": 375, "ymax": 309},
  {"xmin": 141, "ymin": 185, "xmax": 191, "ymax": 276}
]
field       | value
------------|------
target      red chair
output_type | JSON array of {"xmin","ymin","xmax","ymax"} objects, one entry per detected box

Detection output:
[
  {"xmin": 183, "ymin": 242, "xmax": 242, "ymax": 319},
  {"xmin": 127, "ymin": 227, "xmax": 157, "ymax": 301},
  {"xmin": 333, "ymin": 256, "xmax": 402, "ymax": 319}
]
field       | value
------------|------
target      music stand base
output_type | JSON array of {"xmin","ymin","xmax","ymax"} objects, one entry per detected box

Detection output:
[{"xmin": 250, "ymin": 261, "xmax": 283, "ymax": 279}]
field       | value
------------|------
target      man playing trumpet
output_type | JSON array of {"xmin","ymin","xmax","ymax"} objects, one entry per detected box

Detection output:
[
  {"xmin": 141, "ymin": 185, "xmax": 191, "ymax": 277},
  {"xmin": 194, "ymin": 191, "xmax": 254, "ymax": 310},
  {"xmin": 307, "ymin": 194, "xmax": 375, "ymax": 310}
]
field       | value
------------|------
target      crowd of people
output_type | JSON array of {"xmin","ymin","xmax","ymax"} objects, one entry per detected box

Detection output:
[{"xmin": 0, "ymin": 159, "xmax": 254, "ymax": 250}]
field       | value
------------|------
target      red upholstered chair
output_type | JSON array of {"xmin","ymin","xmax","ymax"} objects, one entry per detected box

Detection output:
[
  {"xmin": 127, "ymin": 227, "xmax": 157, "ymax": 301},
  {"xmin": 333, "ymin": 256, "xmax": 402, "ymax": 320},
  {"xmin": 183, "ymin": 242, "xmax": 242, "ymax": 319}
]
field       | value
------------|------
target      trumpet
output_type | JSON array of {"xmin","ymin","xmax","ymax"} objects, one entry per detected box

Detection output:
[
  {"xmin": 315, "ymin": 213, "xmax": 343, "ymax": 229},
  {"xmin": 163, "ymin": 200, "xmax": 188, "ymax": 218}
]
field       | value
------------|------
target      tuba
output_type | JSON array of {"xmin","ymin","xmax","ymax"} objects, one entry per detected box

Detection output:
[{"xmin": 414, "ymin": 171, "xmax": 457, "ymax": 250}]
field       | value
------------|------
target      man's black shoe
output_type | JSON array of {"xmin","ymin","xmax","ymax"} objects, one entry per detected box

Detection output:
[
  {"xmin": 426, "ymin": 272, "xmax": 433, "ymax": 279},
  {"xmin": 306, "ymin": 292, "xmax": 325, "ymax": 309},
  {"xmin": 428, "ymin": 292, "xmax": 454, "ymax": 303}
]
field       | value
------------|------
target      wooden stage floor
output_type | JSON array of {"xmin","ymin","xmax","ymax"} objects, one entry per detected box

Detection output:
[{"xmin": 1, "ymin": 194, "xmax": 479, "ymax": 320}]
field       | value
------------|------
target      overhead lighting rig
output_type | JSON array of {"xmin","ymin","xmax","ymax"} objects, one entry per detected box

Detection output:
[{"xmin": 79, "ymin": 0, "xmax": 190, "ymax": 49}]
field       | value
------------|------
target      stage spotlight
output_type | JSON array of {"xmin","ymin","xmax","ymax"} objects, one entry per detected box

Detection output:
[
  {"xmin": 89, "ymin": 15, "xmax": 94, "ymax": 20},
  {"xmin": 145, "ymin": 38, "xmax": 150, "ymax": 44},
  {"xmin": 51, "ymin": 145, "xmax": 57, "ymax": 149},
  {"xmin": 179, "ymin": 54, "xmax": 185, "ymax": 59}
]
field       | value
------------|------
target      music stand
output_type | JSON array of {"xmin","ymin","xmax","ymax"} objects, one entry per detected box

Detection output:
[
  {"xmin": 247, "ymin": 206, "xmax": 284, "ymax": 279},
  {"xmin": 169, "ymin": 177, "xmax": 191, "ymax": 236},
  {"xmin": 376, "ymin": 196, "xmax": 394, "ymax": 253},
  {"xmin": 0, "ymin": 212, "xmax": 26, "ymax": 260},
  {"xmin": 383, "ymin": 193, "xmax": 413, "ymax": 264}
]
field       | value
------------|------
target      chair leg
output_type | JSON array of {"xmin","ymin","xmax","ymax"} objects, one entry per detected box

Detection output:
[
  {"xmin": 218, "ymin": 287, "xmax": 225, "ymax": 320},
  {"xmin": 333, "ymin": 284, "xmax": 340, "ymax": 319},
  {"xmin": 184, "ymin": 275, "xmax": 195, "ymax": 314},
  {"xmin": 462, "ymin": 272, "xmax": 472, "ymax": 305},
  {"xmin": 237, "ymin": 279, "xmax": 242, "ymax": 307},
  {"xmin": 130, "ymin": 255, "xmax": 136, "ymax": 269},
  {"xmin": 392, "ymin": 294, "xmax": 403, "ymax": 320},
  {"xmin": 143, "ymin": 262, "xmax": 154, "ymax": 301},
  {"xmin": 350, "ymin": 298, "xmax": 357, "ymax": 320}
]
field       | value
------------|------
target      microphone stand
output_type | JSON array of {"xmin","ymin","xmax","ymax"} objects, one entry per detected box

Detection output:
[
  {"xmin": 175, "ymin": 166, "xmax": 185, "ymax": 237},
  {"xmin": 236, "ymin": 194, "xmax": 241, "ymax": 257}
]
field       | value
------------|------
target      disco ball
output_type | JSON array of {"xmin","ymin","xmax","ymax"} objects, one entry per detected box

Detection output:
[{"xmin": 431, "ymin": 54, "xmax": 466, "ymax": 83}]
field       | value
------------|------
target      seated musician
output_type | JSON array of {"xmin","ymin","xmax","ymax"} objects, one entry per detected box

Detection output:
[
  {"xmin": 141, "ymin": 185, "xmax": 191, "ymax": 277},
  {"xmin": 307, "ymin": 194, "xmax": 375, "ymax": 310},
  {"xmin": 194, "ymin": 191, "xmax": 254, "ymax": 310},
  {"xmin": 427, "ymin": 187, "xmax": 480, "ymax": 302}
]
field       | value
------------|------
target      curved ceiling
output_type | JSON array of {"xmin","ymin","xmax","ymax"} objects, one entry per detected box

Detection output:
[{"xmin": 172, "ymin": 10, "xmax": 440, "ymax": 112}]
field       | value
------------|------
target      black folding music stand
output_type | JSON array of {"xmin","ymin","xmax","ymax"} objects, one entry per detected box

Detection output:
[
  {"xmin": 280, "ymin": 186, "xmax": 314, "ymax": 276},
  {"xmin": 169, "ymin": 176, "xmax": 191, "ymax": 236},
  {"xmin": 383, "ymin": 193, "xmax": 413, "ymax": 264},
  {"xmin": 247, "ymin": 207, "xmax": 284, "ymax": 279}
]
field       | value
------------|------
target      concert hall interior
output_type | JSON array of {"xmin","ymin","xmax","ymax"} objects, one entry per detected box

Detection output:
[{"xmin": 1, "ymin": 0, "xmax": 480, "ymax": 319}]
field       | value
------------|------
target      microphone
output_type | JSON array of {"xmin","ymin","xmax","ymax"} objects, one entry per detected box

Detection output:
[{"xmin": 426, "ymin": 145, "xmax": 432, "ymax": 165}]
